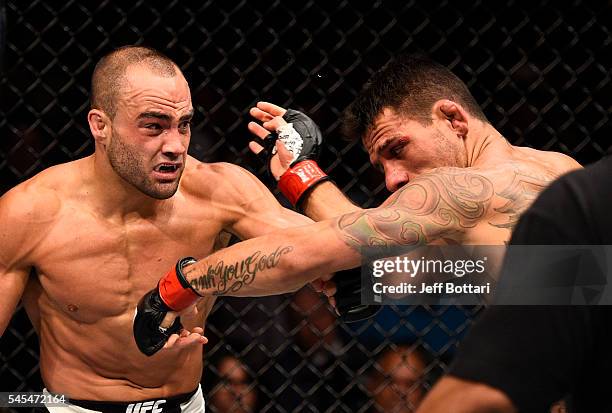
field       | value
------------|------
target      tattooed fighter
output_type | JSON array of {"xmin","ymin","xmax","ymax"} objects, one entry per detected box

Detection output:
[
  {"xmin": 134, "ymin": 54, "xmax": 580, "ymax": 355},
  {"xmin": 0, "ymin": 46, "xmax": 317, "ymax": 411}
]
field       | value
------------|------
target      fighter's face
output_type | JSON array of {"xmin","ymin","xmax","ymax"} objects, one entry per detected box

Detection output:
[
  {"xmin": 364, "ymin": 107, "xmax": 466, "ymax": 192},
  {"xmin": 107, "ymin": 65, "xmax": 193, "ymax": 199}
]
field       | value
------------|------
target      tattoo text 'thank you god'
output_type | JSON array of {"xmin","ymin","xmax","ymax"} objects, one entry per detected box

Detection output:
[{"xmin": 189, "ymin": 246, "xmax": 293, "ymax": 295}]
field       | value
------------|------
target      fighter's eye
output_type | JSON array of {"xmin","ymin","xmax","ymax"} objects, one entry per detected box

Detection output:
[
  {"xmin": 145, "ymin": 123, "xmax": 162, "ymax": 131},
  {"xmin": 390, "ymin": 143, "xmax": 405, "ymax": 157},
  {"xmin": 178, "ymin": 121, "xmax": 191, "ymax": 132}
]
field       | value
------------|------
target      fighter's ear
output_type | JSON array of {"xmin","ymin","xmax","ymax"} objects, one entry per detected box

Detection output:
[
  {"xmin": 433, "ymin": 100, "xmax": 469, "ymax": 139},
  {"xmin": 88, "ymin": 109, "xmax": 111, "ymax": 145}
]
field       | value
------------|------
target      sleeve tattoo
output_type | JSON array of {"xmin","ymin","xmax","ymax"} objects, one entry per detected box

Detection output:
[
  {"xmin": 336, "ymin": 168, "xmax": 553, "ymax": 250},
  {"xmin": 336, "ymin": 171, "xmax": 495, "ymax": 249}
]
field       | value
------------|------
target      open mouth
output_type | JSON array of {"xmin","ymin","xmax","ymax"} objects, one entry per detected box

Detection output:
[{"xmin": 154, "ymin": 163, "xmax": 180, "ymax": 173}]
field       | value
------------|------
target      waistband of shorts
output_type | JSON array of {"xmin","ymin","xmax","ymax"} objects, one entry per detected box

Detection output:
[{"xmin": 66, "ymin": 386, "xmax": 199, "ymax": 413}]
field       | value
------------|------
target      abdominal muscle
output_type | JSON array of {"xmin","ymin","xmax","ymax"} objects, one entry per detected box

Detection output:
[{"xmin": 23, "ymin": 280, "xmax": 206, "ymax": 401}]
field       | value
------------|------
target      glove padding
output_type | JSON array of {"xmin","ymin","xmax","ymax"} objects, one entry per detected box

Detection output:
[
  {"xmin": 254, "ymin": 109, "xmax": 324, "ymax": 177},
  {"xmin": 334, "ymin": 270, "xmax": 381, "ymax": 323},
  {"xmin": 133, "ymin": 286, "xmax": 183, "ymax": 356},
  {"xmin": 281, "ymin": 109, "xmax": 324, "ymax": 164}
]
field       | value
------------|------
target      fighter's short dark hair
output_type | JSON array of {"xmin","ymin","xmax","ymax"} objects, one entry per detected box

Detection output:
[
  {"xmin": 342, "ymin": 54, "xmax": 488, "ymax": 142},
  {"xmin": 90, "ymin": 46, "xmax": 179, "ymax": 119}
]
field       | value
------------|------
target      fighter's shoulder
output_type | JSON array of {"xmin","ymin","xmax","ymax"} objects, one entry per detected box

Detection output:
[
  {"xmin": 1, "ymin": 162, "xmax": 78, "ymax": 209},
  {"xmin": 188, "ymin": 159, "xmax": 259, "ymax": 182},
  {"xmin": 411, "ymin": 166, "xmax": 497, "ymax": 185},
  {"xmin": 512, "ymin": 147, "xmax": 581, "ymax": 178},
  {"xmin": 543, "ymin": 150, "xmax": 582, "ymax": 172},
  {"xmin": 451, "ymin": 151, "xmax": 575, "ymax": 190},
  {"xmin": 0, "ymin": 162, "xmax": 76, "ymax": 235},
  {"xmin": 182, "ymin": 157, "xmax": 272, "ymax": 200}
]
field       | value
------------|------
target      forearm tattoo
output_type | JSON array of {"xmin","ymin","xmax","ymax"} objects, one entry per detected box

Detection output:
[
  {"xmin": 185, "ymin": 246, "xmax": 293, "ymax": 295},
  {"xmin": 338, "ymin": 171, "xmax": 494, "ymax": 249}
]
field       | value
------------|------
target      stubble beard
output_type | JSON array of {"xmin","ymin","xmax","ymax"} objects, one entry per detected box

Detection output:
[
  {"xmin": 106, "ymin": 133, "xmax": 181, "ymax": 200},
  {"xmin": 434, "ymin": 130, "xmax": 467, "ymax": 168}
]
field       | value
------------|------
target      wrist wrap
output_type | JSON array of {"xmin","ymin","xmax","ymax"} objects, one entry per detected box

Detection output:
[
  {"xmin": 158, "ymin": 257, "xmax": 201, "ymax": 311},
  {"xmin": 278, "ymin": 160, "xmax": 329, "ymax": 207}
]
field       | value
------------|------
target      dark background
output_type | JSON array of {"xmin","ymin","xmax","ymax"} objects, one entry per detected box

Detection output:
[{"xmin": 0, "ymin": 0, "xmax": 610, "ymax": 412}]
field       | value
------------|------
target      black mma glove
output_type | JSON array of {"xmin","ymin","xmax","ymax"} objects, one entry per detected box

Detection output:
[
  {"xmin": 280, "ymin": 109, "xmax": 325, "ymax": 163},
  {"xmin": 334, "ymin": 269, "xmax": 381, "ymax": 323},
  {"xmin": 133, "ymin": 257, "xmax": 200, "ymax": 356},
  {"xmin": 255, "ymin": 109, "xmax": 330, "ymax": 208},
  {"xmin": 133, "ymin": 287, "xmax": 184, "ymax": 356}
]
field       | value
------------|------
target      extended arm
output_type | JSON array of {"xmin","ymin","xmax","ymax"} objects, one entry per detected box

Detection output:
[
  {"xmin": 300, "ymin": 181, "xmax": 362, "ymax": 220},
  {"xmin": 133, "ymin": 168, "xmax": 497, "ymax": 355},
  {"xmin": 182, "ymin": 168, "xmax": 495, "ymax": 295}
]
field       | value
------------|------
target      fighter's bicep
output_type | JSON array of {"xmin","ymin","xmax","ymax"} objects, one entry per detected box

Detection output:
[
  {"xmin": 338, "ymin": 170, "xmax": 496, "ymax": 248},
  {"xmin": 232, "ymin": 201, "xmax": 313, "ymax": 239},
  {"xmin": 0, "ymin": 266, "xmax": 30, "ymax": 335},
  {"xmin": 224, "ymin": 168, "xmax": 313, "ymax": 239}
]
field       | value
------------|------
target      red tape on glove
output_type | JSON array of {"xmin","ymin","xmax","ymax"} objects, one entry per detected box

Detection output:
[
  {"xmin": 158, "ymin": 265, "xmax": 199, "ymax": 311},
  {"xmin": 278, "ymin": 160, "xmax": 328, "ymax": 206}
]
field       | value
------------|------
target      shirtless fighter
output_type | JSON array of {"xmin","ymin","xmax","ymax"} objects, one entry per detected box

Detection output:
[
  {"xmin": 134, "ymin": 54, "xmax": 581, "ymax": 354},
  {"xmin": 0, "ymin": 46, "xmax": 315, "ymax": 411}
]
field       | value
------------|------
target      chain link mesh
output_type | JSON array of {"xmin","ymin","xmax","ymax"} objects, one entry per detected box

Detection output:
[{"xmin": 1, "ymin": 0, "xmax": 610, "ymax": 411}]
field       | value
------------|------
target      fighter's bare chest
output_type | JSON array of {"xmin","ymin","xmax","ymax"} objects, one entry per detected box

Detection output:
[{"xmin": 31, "ymin": 209, "xmax": 224, "ymax": 321}]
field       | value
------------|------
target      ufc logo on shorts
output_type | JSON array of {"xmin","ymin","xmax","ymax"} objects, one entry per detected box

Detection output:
[{"xmin": 125, "ymin": 400, "xmax": 166, "ymax": 413}]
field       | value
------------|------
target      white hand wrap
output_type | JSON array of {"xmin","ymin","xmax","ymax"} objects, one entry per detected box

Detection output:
[{"xmin": 274, "ymin": 123, "xmax": 303, "ymax": 164}]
